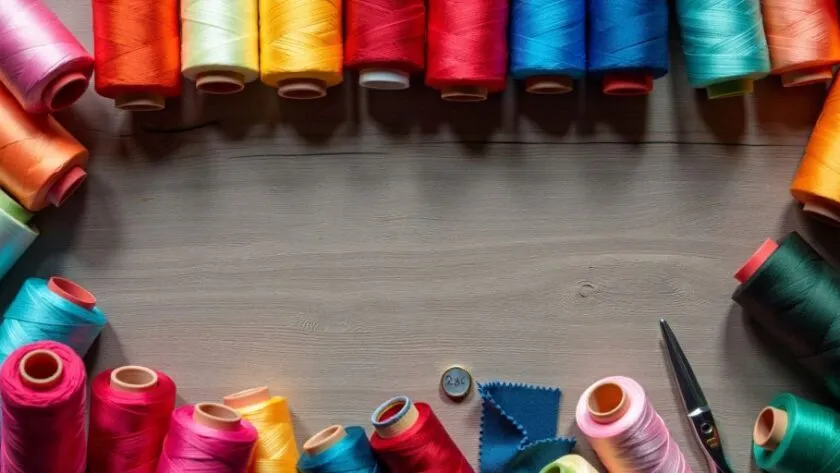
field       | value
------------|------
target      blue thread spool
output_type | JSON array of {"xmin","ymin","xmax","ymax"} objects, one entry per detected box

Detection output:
[
  {"xmin": 675, "ymin": 0, "xmax": 771, "ymax": 98},
  {"xmin": 298, "ymin": 425, "xmax": 381, "ymax": 473},
  {"xmin": 0, "ymin": 190, "xmax": 36, "ymax": 280},
  {"xmin": 510, "ymin": 0, "xmax": 585, "ymax": 94},
  {"xmin": 588, "ymin": 0, "xmax": 669, "ymax": 96},
  {"xmin": 0, "ymin": 277, "xmax": 106, "ymax": 363}
]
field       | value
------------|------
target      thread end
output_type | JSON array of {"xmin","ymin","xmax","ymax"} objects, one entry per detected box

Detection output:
[
  {"xmin": 781, "ymin": 67, "xmax": 834, "ymax": 88},
  {"xmin": 43, "ymin": 73, "xmax": 88, "ymax": 112},
  {"xmin": 734, "ymin": 239, "xmax": 779, "ymax": 283},
  {"xmin": 223, "ymin": 386, "xmax": 271, "ymax": 409},
  {"xmin": 47, "ymin": 166, "xmax": 87, "ymax": 208},
  {"xmin": 48, "ymin": 277, "xmax": 96, "ymax": 310},
  {"xmin": 277, "ymin": 79, "xmax": 327, "ymax": 100},
  {"xmin": 110, "ymin": 366, "xmax": 158, "ymax": 393},
  {"xmin": 525, "ymin": 76, "xmax": 574, "ymax": 94},
  {"xmin": 754, "ymin": 406, "xmax": 789, "ymax": 451},
  {"xmin": 115, "ymin": 94, "xmax": 165, "ymax": 112},
  {"xmin": 193, "ymin": 403, "xmax": 241, "ymax": 431},
  {"xmin": 441, "ymin": 86, "xmax": 488, "ymax": 102},
  {"xmin": 587, "ymin": 381, "xmax": 628, "ymax": 424},
  {"xmin": 196, "ymin": 71, "xmax": 246, "ymax": 95},
  {"xmin": 303, "ymin": 425, "xmax": 347, "ymax": 455},
  {"xmin": 359, "ymin": 69, "xmax": 410, "ymax": 90},
  {"xmin": 603, "ymin": 73, "xmax": 653, "ymax": 96},
  {"xmin": 707, "ymin": 79, "xmax": 754, "ymax": 99},
  {"xmin": 19, "ymin": 349, "xmax": 63, "ymax": 390}
]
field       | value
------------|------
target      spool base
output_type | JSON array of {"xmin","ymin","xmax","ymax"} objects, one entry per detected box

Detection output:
[
  {"xmin": 47, "ymin": 166, "xmax": 87, "ymax": 208},
  {"xmin": 359, "ymin": 68, "xmax": 410, "ymax": 90},
  {"xmin": 706, "ymin": 79, "xmax": 754, "ymax": 99},
  {"xmin": 525, "ymin": 76, "xmax": 573, "ymax": 94},
  {"xmin": 803, "ymin": 201, "xmax": 840, "ymax": 226},
  {"xmin": 734, "ymin": 239, "xmax": 779, "ymax": 283},
  {"xmin": 224, "ymin": 386, "xmax": 270, "ymax": 409},
  {"xmin": 603, "ymin": 73, "xmax": 653, "ymax": 96},
  {"xmin": 781, "ymin": 67, "xmax": 834, "ymax": 88},
  {"xmin": 47, "ymin": 276, "xmax": 96, "ymax": 310},
  {"xmin": 304, "ymin": 425, "xmax": 348, "ymax": 455},
  {"xmin": 115, "ymin": 94, "xmax": 166, "ymax": 112},
  {"xmin": 754, "ymin": 406, "xmax": 788, "ymax": 451},
  {"xmin": 196, "ymin": 71, "xmax": 246, "ymax": 95},
  {"xmin": 277, "ymin": 79, "xmax": 327, "ymax": 100},
  {"xmin": 110, "ymin": 366, "xmax": 158, "ymax": 393},
  {"xmin": 43, "ymin": 72, "xmax": 89, "ymax": 112},
  {"xmin": 441, "ymin": 86, "xmax": 488, "ymax": 102}
]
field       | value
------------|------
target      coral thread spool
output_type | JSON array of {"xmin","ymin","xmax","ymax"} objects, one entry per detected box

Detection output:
[
  {"xmin": 0, "ymin": 0, "xmax": 94, "ymax": 113},
  {"xmin": 92, "ymin": 0, "xmax": 181, "ymax": 111},
  {"xmin": 0, "ymin": 85, "xmax": 88, "ymax": 210}
]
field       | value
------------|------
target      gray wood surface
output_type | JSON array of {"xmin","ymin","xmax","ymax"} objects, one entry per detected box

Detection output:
[{"xmin": 22, "ymin": 2, "xmax": 839, "ymax": 471}]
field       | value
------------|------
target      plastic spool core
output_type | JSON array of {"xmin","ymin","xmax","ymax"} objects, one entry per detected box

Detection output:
[
  {"xmin": 115, "ymin": 94, "xmax": 166, "ymax": 112},
  {"xmin": 110, "ymin": 366, "xmax": 158, "ymax": 393},
  {"xmin": 47, "ymin": 166, "xmax": 88, "ymax": 207},
  {"xmin": 196, "ymin": 71, "xmax": 246, "ymax": 95},
  {"xmin": 223, "ymin": 386, "xmax": 271, "ymax": 409},
  {"xmin": 441, "ymin": 86, "xmax": 488, "ymax": 102},
  {"xmin": 588, "ymin": 382, "xmax": 628, "ymax": 424},
  {"xmin": 43, "ymin": 73, "xmax": 88, "ymax": 112},
  {"xmin": 782, "ymin": 67, "xmax": 834, "ymax": 88},
  {"xmin": 47, "ymin": 277, "xmax": 96, "ymax": 310},
  {"xmin": 603, "ymin": 73, "xmax": 653, "ymax": 96},
  {"xmin": 734, "ymin": 239, "xmax": 779, "ymax": 283},
  {"xmin": 525, "ymin": 76, "xmax": 573, "ymax": 94},
  {"xmin": 277, "ymin": 79, "xmax": 327, "ymax": 100},
  {"xmin": 303, "ymin": 425, "xmax": 348, "ymax": 455},
  {"xmin": 359, "ymin": 68, "xmax": 410, "ymax": 90},
  {"xmin": 753, "ymin": 406, "xmax": 789, "ymax": 451},
  {"xmin": 19, "ymin": 349, "xmax": 63, "ymax": 390},
  {"xmin": 706, "ymin": 79, "xmax": 754, "ymax": 99},
  {"xmin": 803, "ymin": 201, "xmax": 840, "ymax": 227},
  {"xmin": 372, "ymin": 396, "xmax": 420, "ymax": 438},
  {"xmin": 193, "ymin": 402, "xmax": 242, "ymax": 431}
]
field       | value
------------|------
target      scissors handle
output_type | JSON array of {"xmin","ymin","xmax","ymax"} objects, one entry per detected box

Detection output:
[{"xmin": 687, "ymin": 410, "xmax": 734, "ymax": 473}]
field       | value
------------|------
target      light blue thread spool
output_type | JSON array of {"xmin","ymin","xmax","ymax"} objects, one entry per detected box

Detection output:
[
  {"xmin": 0, "ymin": 277, "xmax": 106, "ymax": 363},
  {"xmin": 0, "ymin": 190, "xmax": 36, "ymax": 280},
  {"xmin": 675, "ymin": 0, "xmax": 771, "ymax": 98},
  {"xmin": 298, "ymin": 425, "xmax": 381, "ymax": 473}
]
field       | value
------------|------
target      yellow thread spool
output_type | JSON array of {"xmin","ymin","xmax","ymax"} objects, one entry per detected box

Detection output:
[
  {"xmin": 224, "ymin": 387, "xmax": 300, "ymax": 472},
  {"xmin": 259, "ymin": 0, "xmax": 343, "ymax": 99}
]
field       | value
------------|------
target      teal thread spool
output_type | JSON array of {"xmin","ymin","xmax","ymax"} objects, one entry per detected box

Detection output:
[
  {"xmin": 0, "ymin": 277, "xmax": 106, "ymax": 363},
  {"xmin": 675, "ymin": 0, "xmax": 771, "ymax": 98},
  {"xmin": 298, "ymin": 425, "xmax": 381, "ymax": 473},
  {"xmin": 753, "ymin": 393, "xmax": 840, "ymax": 473},
  {"xmin": 0, "ymin": 190, "xmax": 36, "ymax": 280},
  {"xmin": 733, "ymin": 232, "xmax": 840, "ymax": 398}
]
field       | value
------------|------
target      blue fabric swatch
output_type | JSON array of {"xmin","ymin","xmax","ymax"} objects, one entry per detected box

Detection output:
[{"xmin": 478, "ymin": 381, "xmax": 576, "ymax": 473}]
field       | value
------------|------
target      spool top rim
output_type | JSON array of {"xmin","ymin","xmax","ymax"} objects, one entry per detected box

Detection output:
[
  {"xmin": 603, "ymin": 73, "xmax": 653, "ymax": 96},
  {"xmin": 277, "ymin": 79, "xmax": 327, "ymax": 100},
  {"xmin": 47, "ymin": 166, "xmax": 87, "ymax": 208},
  {"xmin": 525, "ymin": 76, "xmax": 573, "ymax": 94},
  {"xmin": 193, "ymin": 402, "xmax": 242, "ymax": 431},
  {"xmin": 587, "ymin": 381, "xmax": 628, "ymax": 423},
  {"xmin": 753, "ymin": 406, "xmax": 788, "ymax": 451},
  {"xmin": 115, "ymin": 94, "xmax": 165, "ymax": 112},
  {"xmin": 372, "ymin": 395, "xmax": 420, "ymax": 438},
  {"xmin": 48, "ymin": 277, "xmax": 96, "ymax": 310},
  {"xmin": 223, "ymin": 386, "xmax": 271, "ymax": 409},
  {"xmin": 111, "ymin": 365, "xmax": 158, "ymax": 393},
  {"xmin": 196, "ymin": 71, "xmax": 246, "ymax": 95},
  {"xmin": 303, "ymin": 424, "xmax": 348, "ymax": 455},
  {"xmin": 19, "ymin": 349, "xmax": 63, "ymax": 390},
  {"xmin": 734, "ymin": 239, "xmax": 779, "ymax": 283},
  {"xmin": 43, "ymin": 72, "xmax": 88, "ymax": 112},
  {"xmin": 359, "ymin": 68, "xmax": 410, "ymax": 90}
]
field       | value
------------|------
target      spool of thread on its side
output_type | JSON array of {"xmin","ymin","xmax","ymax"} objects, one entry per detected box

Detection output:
[
  {"xmin": 88, "ymin": 366, "xmax": 176, "ymax": 473},
  {"xmin": 753, "ymin": 393, "xmax": 840, "ymax": 473},
  {"xmin": 223, "ymin": 386, "xmax": 300, "ymax": 472},
  {"xmin": 369, "ymin": 396, "xmax": 474, "ymax": 472},
  {"xmin": 0, "ymin": 277, "xmax": 107, "ymax": 364},
  {"xmin": 298, "ymin": 425, "xmax": 382, "ymax": 472},
  {"xmin": 0, "ymin": 0, "xmax": 93, "ymax": 113},
  {"xmin": 540, "ymin": 455, "xmax": 600, "ymax": 473},
  {"xmin": 0, "ymin": 341, "xmax": 87, "ymax": 473}
]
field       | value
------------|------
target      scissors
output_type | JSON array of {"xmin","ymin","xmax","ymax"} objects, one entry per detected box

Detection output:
[{"xmin": 660, "ymin": 319, "xmax": 735, "ymax": 473}]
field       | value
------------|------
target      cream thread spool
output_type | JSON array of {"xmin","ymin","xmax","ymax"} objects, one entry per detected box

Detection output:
[
  {"xmin": 359, "ymin": 69, "xmax": 411, "ymax": 90},
  {"xmin": 587, "ymin": 381, "xmax": 629, "ymax": 424},
  {"xmin": 19, "ymin": 349, "xmax": 63, "ymax": 390},
  {"xmin": 441, "ymin": 86, "xmax": 488, "ymax": 102},
  {"xmin": 753, "ymin": 406, "xmax": 789, "ymax": 452},
  {"xmin": 304, "ymin": 425, "xmax": 348, "ymax": 455},
  {"xmin": 110, "ymin": 365, "xmax": 158, "ymax": 393},
  {"xmin": 371, "ymin": 395, "xmax": 420, "ymax": 437},
  {"xmin": 525, "ymin": 76, "xmax": 574, "ymax": 94}
]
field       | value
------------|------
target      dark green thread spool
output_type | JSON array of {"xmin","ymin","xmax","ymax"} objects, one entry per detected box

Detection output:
[{"xmin": 733, "ymin": 232, "xmax": 840, "ymax": 398}]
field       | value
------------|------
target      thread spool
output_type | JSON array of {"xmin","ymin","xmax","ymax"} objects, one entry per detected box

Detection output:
[
  {"xmin": 181, "ymin": 0, "xmax": 260, "ymax": 94},
  {"xmin": 298, "ymin": 425, "xmax": 382, "ymax": 472},
  {"xmin": 540, "ymin": 455, "xmax": 600, "ymax": 473},
  {"xmin": 92, "ymin": 0, "xmax": 181, "ymax": 111},
  {"xmin": 0, "ymin": 189, "xmax": 37, "ymax": 281},
  {"xmin": 752, "ymin": 393, "xmax": 840, "ymax": 473},
  {"xmin": 587, "ymin": 0, "xmax": 669, "ymax": 96},
  {"xmin": 675, "ymin": 0, "xmax": 771, "ymax": 98},
  {"xmin": 223, "ymin": 386, "xmax": 300, "ymax": 472},
  {"xmin": 509, "ymin": 0, "xmax": 585, "ymax": 94},
  {"xmin": 0, "ymin": 0, "xmax": 93, "ymax": 113},
  {"xmin": 0, "ymin": 277, "xmax": 106, "ymax": 364},
  {"xmin": 259, "ymin": 0, "xmax": 343, "ymax": 99},
  {"xmin": 0, "ymin": 85, "xmax": 88, "ymax": 210},
  {"xmin": 733, "ymin": 232, "xmax": 840, "ymax": 398},
  {"xmin": 345, "ymin": 0, "xmax": 425, "ymax": 90},
  {"xmin": 370, "ymin": 396, "xmax": 474, "ymax": 472},
  {"xmin": 88, "ymin": 366, "xmax": 176, "ymax": 473},
  {"xmin": 0, "ymin": 341, "xmax": 87, "ymax": 473},
  {"xmin": 791, "ymin": 81, "xmax": 840, "ymax": 224},
  {"xmin": 576, "ymin": 376, "xmax": 691, "ymax": 472},
  {"xmin": 426, "ymin": 0, "xmax": 508, "ymax": 101},
  {"xmin": 158, "ymin": 404, "xmax": 258, "ymax": 473},
  {"xmin": 761, "ymin": 0, "xmax": 840, "ymax": 87}
]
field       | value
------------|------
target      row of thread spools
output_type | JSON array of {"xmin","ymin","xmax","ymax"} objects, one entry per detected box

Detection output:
[{"xmin": 3, "ymin": 0, "xmax": 840, "ymax": 108}]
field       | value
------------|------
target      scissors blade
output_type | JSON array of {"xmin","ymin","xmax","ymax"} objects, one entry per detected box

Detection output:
[{"xmin": 660, "ymin": 319, "xmax": 708, "ymax": 412}]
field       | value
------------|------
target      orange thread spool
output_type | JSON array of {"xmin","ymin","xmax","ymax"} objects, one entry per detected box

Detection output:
[
  {"xmin": 791, "ymin": 81, "xmax": 840, "ymax": 224},
  {"xmin": 92, "ymin": 0, "xmax": 182, "ymax": 111},
  {"xmin": 762, "ymin": 0, "xmax": 840, "ymax": 87},
  {"xmin": 0, "ymin": 86, "xmax": 87, "ymax": 211}
]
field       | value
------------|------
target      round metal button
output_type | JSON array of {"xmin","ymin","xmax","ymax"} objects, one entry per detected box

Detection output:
[{"xmin": 440, "ymin": 366, "xmax": 472, "ymax": 401}]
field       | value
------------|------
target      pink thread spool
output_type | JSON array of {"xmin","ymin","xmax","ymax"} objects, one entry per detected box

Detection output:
[
  {"xmin": 0, "ymin": 341, "xmax": 87, "ymax": 473},
  {"xmin": 157, "ymin": 404, "xmax": 258, "ymax": 473},
  {"xmin": 576, "ymin": 376, "xmax": 692, "ymax": 473},
  {"xmin": 0, "ymin": 0, "xmax": 93, "ymax": 113},
  {"xmin": 88, "ymin": 366, "xmax": 176, "ymax": 473}
]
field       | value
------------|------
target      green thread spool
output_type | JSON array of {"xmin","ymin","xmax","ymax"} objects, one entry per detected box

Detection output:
[
  {"xmin": 753, "ymin": 393, "xmax": 840, "ymax": 473},
  {"xmin": 733, "ymin": 232, "xmax": 840, "ymax": 398}
]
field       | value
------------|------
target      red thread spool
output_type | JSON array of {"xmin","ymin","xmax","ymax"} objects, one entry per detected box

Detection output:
[
  {"xmin": 88, "ymin": 366, "xmax": 176, "ymax": 473},
  {"xmin": 345, "ymin": 0, "xmax": 426, "ymax": 90},
  {"xmin": 92, "ymin": 0, "xmax": 181, "ymax": 111},
  {"xmin": 426, "ymin": 0, "xmax": 509, "ymax": 101},
  {"xmin": 370, "ymin": 396, "xmax": 474, "ymax": 473}
]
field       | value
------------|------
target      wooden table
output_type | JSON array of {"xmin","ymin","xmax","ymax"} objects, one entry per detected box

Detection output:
[{"xmin": 29, "ymin": 3, "xmax": 838, "ymax": 471}]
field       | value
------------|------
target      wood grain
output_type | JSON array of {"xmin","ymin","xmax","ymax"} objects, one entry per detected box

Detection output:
[{"xmin": 18, "ymin": 2, "xmax": 839, "ymax": 471}]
